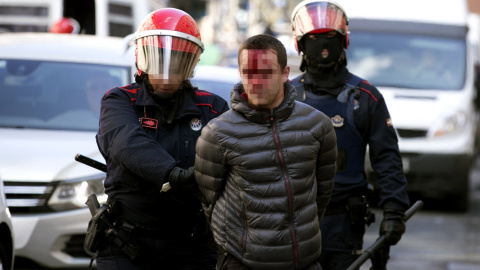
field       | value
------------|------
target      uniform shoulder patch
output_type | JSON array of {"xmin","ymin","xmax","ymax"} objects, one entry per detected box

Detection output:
[{"xmin": 195, "ymin": 90, "xmax": 213, "ymax": 96}]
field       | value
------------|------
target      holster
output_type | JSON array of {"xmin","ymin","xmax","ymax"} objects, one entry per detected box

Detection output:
[
  {"xmin": 84, "ymin": 205, "xmax": 109, "ymax": 256},
  {"xmin": 84, "ymin": 200, "xmax": 140, "ymax": 260}
]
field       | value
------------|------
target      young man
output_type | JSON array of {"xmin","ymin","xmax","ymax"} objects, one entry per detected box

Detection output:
[
  {"xmin": 291, "ymin": 1, "xmax": 410, "ymax": 269},
  {"xmin": 195, "ymin": 34, "xmax": 337, "ymax": 270},
  {"xmin": 94, "ymin": 8, "xmax": 228, "ymax": 269}
]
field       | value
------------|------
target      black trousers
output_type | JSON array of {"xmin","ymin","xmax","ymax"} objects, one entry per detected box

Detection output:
[
  {"xmin": 319, "ymin": 213, "xmax": 365, "ymax": 270},
  {"xmin": 96, "ymin": 232, "xmax": 217, "ymax": 270},
  {"xmin": 216, "ymin": 246, "xmax": 322, "ymax": 270}
]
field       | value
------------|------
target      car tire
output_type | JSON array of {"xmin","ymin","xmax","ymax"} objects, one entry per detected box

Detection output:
[
  {"xmin": 450, "ymin": 169, "xmax": 470, "ymax": 212},
  {"xmin": 0, "ymin": 240, "xmax": 10, "ymax": 270}
]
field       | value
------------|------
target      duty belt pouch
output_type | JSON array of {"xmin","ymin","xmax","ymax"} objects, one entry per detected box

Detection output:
[
  {"xmin": 347, "ymin": 195, "xmax": 376, "ymax": 227},
  {"xmin": 105, "ymin": 222, "xmax": 140, "ymax": 260}
]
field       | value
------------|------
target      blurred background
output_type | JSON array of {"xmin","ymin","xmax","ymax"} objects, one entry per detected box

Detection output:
[
  {"xmin": 2, "ymin": 0, "xmax": 479, "ymax": 70},
  {"xmin": 2, "ymin": 1, "xmax": 480, "ymax": 269}
]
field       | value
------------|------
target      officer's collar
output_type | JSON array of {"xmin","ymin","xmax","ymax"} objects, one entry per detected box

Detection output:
[{"xmin": 135, "ymin": 81, "xmax": 201, "ymax": 119}]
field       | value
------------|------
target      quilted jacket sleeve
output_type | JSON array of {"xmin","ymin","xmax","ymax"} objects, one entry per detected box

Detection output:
[
  {"xmin": 194, "ymin": 119, "xmax": 227, "ymax": 223},
  {"xmin": 315, "ymin": 115, "xmax": 337, "ymax": 219}
]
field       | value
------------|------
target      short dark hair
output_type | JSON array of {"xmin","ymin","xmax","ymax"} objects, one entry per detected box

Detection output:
[{"xmin": 238, "ymin": 34, "xmax": 287, "ymax": 70}]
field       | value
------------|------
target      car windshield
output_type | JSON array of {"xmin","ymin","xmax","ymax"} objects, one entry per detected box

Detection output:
[
  {"xmin": 0, "ymin": 59, "xmax": 129, "ymax": 131},
  {"xmin": 346, "ymin": 32, "xmax": 466, "ymax": 90}
]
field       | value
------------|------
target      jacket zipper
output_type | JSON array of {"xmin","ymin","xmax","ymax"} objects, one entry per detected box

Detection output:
[
  {"xmin": 242, "ymin": 205, "xmax": 248, "ymax": 251},
  {"xmin": 270, "ymin": 115, "xmax": 298, "ymax": 269}
]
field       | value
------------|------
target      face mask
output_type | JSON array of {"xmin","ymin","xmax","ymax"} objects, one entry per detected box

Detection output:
[{"xmin": 301, "ymin": 33, "xmax": 344, "ymax": 71}]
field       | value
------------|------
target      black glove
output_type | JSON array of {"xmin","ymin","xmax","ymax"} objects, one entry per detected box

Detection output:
[
  {"xmin": 370, "ymin": 244, "xmax": 390, "ymax": 270},
  {"xmin": 379, "ymin": 208, "xmax": 406, "ymax": 245},
  {"xmin": 168, "ymin": 166, "xmax": 196, "ymax": 192}
]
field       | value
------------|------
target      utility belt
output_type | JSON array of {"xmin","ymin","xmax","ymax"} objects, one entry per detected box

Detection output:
[
  {"xmin": 84, "ymin": 195, "xmax": 209, "ymax": 264},
  {"xmin": 324, "ymin": 190, "xmax": 375, "ymax": 226},
  {"xmin": 84, "ymin": 195, "xmax": 140, "ymax": 261}
]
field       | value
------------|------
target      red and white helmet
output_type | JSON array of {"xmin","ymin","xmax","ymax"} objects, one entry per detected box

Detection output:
[
  {"xmin": 291, "ymin": 0, "xmax": 349, "ymax": 54},
  {"xmin": 49, "ymin": 17, "xmax": 80, "ymax": 34},
  {"xmin": 133, "ymin": 8, "xmax": 204, "ymax": 80}
]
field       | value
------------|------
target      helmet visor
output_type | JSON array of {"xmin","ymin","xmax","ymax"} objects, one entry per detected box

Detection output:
[
  {"xmin": 136, "ymin": 35, "xmax": 202, "ymax": 79},
  {"xmin": 292, "ymin": 1, "xmax": 348, "ymax": 41}
]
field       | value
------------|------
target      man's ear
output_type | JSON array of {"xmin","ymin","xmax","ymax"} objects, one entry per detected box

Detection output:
[{"xmin": 282, "ymin": 66, "xmax": 290, "ymax": 83}]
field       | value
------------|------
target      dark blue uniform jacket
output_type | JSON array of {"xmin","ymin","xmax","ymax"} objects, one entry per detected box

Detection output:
[
  {"xmin": 292, "ymin": 72, "xmax": 409, "ymax": 211},
  {"xmin": 96, "ymin": 81, "xmax": 228, "ymax": 233}
]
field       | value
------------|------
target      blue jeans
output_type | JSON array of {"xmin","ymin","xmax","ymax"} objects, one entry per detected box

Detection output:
[{"xmin": 96, "ymin": 232, "xmax": 217, "ymax": 270}]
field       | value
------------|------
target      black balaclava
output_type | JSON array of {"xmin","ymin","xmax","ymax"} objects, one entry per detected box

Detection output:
[{"xmin": 300, "ymin": 33, "xmax": 348, "ymax": 92}]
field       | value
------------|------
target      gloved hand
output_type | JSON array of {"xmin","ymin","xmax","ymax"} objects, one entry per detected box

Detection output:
[
  {"xmin": 168, "ymin": 166, "xmax": 196, "ymax": 192},
  {"xmin": 379, "ymin": 208, "xmax": 405, "ymax": 245}
]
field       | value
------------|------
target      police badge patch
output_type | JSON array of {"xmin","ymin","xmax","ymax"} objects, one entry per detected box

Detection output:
[
  {"xmin": 331, "ymin": 114, "xmax": 344, "ymax": 127},
  {"xmin": 190, "ymin": 118, "xmax": 202, "ymax": 131},
  {"xmin": 140, "ymin": 117, "xmax": 158, "ymax": 129}
]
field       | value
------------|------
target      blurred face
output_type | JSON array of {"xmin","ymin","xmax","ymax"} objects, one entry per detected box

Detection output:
[
  {"xmin": 238, "ymin": 49, "xmax": 289, "ymax": 109},
  {"xmin": 147, "ymin": 73, "xmax": 184, "ymax": 98},
  {"xmin": 136, "ymin": 36, "xmax": 202, "ymax": 99}
]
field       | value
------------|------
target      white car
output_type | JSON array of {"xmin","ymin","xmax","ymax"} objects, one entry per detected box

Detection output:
[
  {"xmin": 341, "ymin": 0, "xmax": 478, "ymax": 211},
  {"xmin": 0, "ymin": 32, "xmax": 134, "ymax": 268},
  {"xmin": 0, "ymin": 178, "xmax": 14, "ymax": 270},
  {"xmin": 191, "ymin": 65, "xmax": 241, "ymax": 107}
]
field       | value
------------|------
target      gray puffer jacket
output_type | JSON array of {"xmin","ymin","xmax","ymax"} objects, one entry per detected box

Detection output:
[{"xmin": 195, "ymin": 81, "xmax": 336, "ymax": 270}]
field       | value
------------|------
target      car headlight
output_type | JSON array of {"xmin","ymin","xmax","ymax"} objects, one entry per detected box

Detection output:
[
  {"xmin": 48, "ymin": 174, "xmax": 107, "ymax": 211},
  {"xmin": 430, "ymin": 110, "xmax": 467, "ymax": 137}
]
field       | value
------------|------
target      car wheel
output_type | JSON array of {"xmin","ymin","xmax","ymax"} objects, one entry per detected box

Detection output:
[
  {"xmin": 0, "ymin": 240, "xmax": 10, "ymax": 270},
  {"xmin": 451, "ymin": 172, "xmax": 470, "ymax": 212}
]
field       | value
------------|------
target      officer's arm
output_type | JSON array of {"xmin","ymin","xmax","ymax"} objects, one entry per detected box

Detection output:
[
  {"xmin": 96, "ymin": 90, "xmax": 176, "ymax": 190},
  {"xmin": 362, "ymin": 89, "xmax": 409, "ymax": 211},
  {"xmin": 362, "ymin": 88, "xmax": 409, "ymax": 246}
]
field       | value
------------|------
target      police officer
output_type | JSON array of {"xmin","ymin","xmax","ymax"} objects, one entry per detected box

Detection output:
[
  {"xmin": 290, "ymin": 1, "xmax": 410, "ymax": 269},
  {"xmin": 95, "ymin": 8, "xmax": 228, "ymax": 270}
]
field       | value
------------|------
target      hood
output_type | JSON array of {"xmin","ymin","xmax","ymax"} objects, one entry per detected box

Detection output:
[
  {"xmin": 0, "ymin": 128, "xmax": 104, "ymax": 181},
  {"xmin": 380, "ymin": 88, "xmax": 468, "ymax": 130},
  {"xmin": 230, "ymin": 80, "xmax": 297, "ymax": 124}
]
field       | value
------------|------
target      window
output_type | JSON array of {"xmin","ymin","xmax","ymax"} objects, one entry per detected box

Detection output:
[
  {"xmin": 0, "ymin": 60, "xmax": 129, "ymax": 131},
  {"xmin": 108, "ymin": 3, "xmax": 133, "ymax": 37}
]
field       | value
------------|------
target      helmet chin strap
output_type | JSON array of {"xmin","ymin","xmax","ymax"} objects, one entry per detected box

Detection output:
[{"xmin": 135, "ymin": 71, "xmax": 145, "ymax": 83}]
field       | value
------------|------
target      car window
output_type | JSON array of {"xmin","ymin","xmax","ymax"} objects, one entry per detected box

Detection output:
[
  {"xmin": 347, "ymin": 32, "xmax": 466, "ymax": 90},
  {"xmin": 0, "ymin": 59, "xmax": 129, "ymax": 131},
  {"xmin": 191, "ymin": 79, "xmax": 234, "ymax": 107}
]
